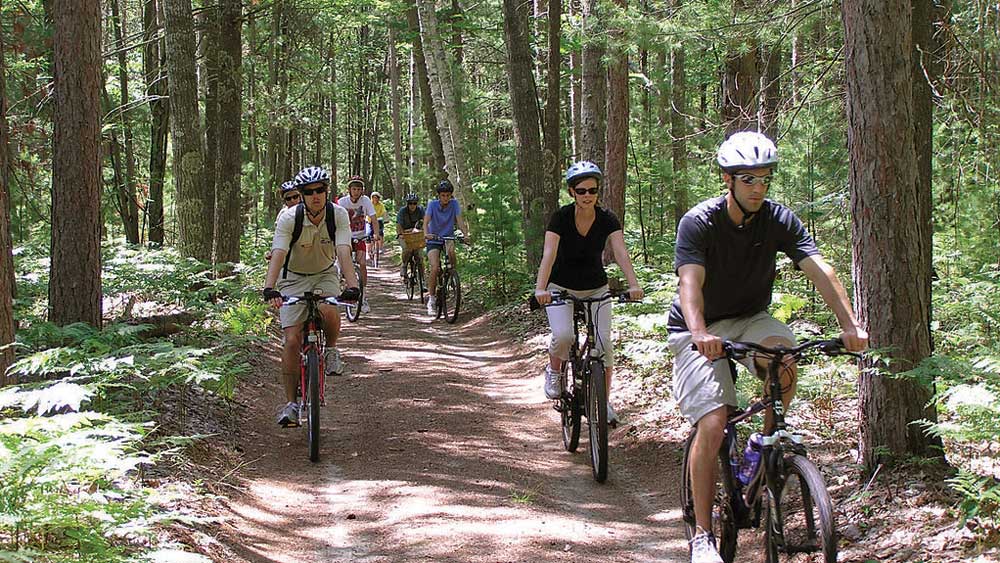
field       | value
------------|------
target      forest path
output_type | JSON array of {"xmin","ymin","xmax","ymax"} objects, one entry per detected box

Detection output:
[{"xmin": 216, "ymin": 249, "xmax": 690, "ymax": 562}]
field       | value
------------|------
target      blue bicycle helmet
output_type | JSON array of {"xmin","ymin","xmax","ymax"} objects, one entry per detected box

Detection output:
[
  {"xmin": 565, "ymin": 161, "xmax": 603, "ymax": 187},
  {"xmin": 437, "ymin": 179, "xmax": 454, "ymax": 193},
  {"xmin": 280, "ymin": 180, "xmax": 296, "ymax": 193},
  {"xmin": 293, "ymin": 166, "xmax": 331, "ymax": 188},
  {"xmin": 405, "ymin": 193, "xmax": 420, "ymax": 203}
]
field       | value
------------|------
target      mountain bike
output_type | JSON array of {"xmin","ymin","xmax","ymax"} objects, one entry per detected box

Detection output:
[
  {"xmin": 343, "ymin": 235, "xmax": 371, "ymax": 322},
  {"xmin": 280, "ymin": 291, "xmax": 354, "ymax": 462},
  {"xmin": 679, "ymin": 338, "xmax": 859, "ymax": 563},
  {"xmin": 430, "ymin": 235, "xmax": 462, "ymax": 324},
  {"xmin": 398, "ymin": 231, "xmax": 426, "ymax": 304},
  {"xmin": 531, "ymin": 290, "xmax": 639, "ymax": 483}
]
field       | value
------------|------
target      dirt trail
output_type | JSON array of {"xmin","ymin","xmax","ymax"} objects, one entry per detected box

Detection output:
[{"xmin": 216, "ymin": 252, "xmax": 690, "ymax": 562}]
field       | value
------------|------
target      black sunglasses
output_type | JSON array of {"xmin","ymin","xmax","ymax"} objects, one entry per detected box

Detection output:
[
  {"xmin": 734, "ymin": 173, "xmax": 773, "ymax": 186},
  {"xmin": 573, "ymin": 187, "xmax": 600, "ymax": 195},
  {"xmin": 301, "ymin": 186, "xmax": 328, "ymax": 196},
  {"xmin": 283, "ymin": 193, "xmax": 301, "ymax": 202}
]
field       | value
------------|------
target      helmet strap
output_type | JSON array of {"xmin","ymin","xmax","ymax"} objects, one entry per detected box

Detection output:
[{"xmin": 727, "ymin": 181, "xmax": 758, "ymax": 229}]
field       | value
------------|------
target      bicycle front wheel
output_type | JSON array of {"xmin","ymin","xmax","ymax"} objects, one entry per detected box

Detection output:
[
  {"xmin": 405, "ymin": 258, "xmax": 416, "ymax": 300},
  {"xmin": 585, "ymin": 359, "xmax": 608, "ymax": 483},
  {"xmin": 764, "ymin": 454, "xmax": 836, "ymax": 563},
  {"xmin": 443, "ymin": 270, "xmax": 461, "ymax": 324},
  {"xmin": 680, "ymin": 427, "xmax": 739, "ymax": 562},
  {"xmin": 346, "ymin": 281, "xmax": 363, "ymax": 322},
  {"xmin": 305, "ymin": 348, "xmax": 321, "ymax": 462},
  {"xmin": 561, "ymin": 362, "xmax": 581, "ymax": 452}
]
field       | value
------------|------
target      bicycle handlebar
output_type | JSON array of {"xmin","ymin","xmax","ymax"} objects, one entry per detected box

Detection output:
[
  {"xmin": 689, "ymin": 338, "xmax": 860, "ymax": 360},
  {"xmin": 528, "ymin": 289, "xmax": 642, "ymax": 311},
  {"xmin": 282, "ymin": 293, "xmax": 355, "ymax": 307}
]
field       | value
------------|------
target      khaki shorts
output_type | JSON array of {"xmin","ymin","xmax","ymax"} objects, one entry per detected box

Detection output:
[
  {"xmin": 276, "ymin": 269, "xmax": 341, "ymax": 328},
  {"xmin": 668, "ymin": 311, "xmax": 795, "ymax": 425}
]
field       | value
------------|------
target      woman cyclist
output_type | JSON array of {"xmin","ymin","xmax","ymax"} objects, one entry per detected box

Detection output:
[
  {"xmin": 533, "ymin": 161, "xmax": 644, "ymax": 426},
  {"xmin": 369, "ymin": 191, "xmax": 387, "ymax": 265}
]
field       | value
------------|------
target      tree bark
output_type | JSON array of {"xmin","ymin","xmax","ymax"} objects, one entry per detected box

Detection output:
[
  {"xmin": 542, "ymin": 0, "xmax": 562, "ymax": 221},
  {"xmin": 214, "ymin": 0, "xmax": 242, "ymax": 267},
  {"xmin": 502, "ymin": 0, "xmax": 547, "ymax": 270},
  {"xmin": 669, "ymin": 19, "xmax": 689, "ymax": 228},
  {"xmin": 265, "ymin": 0, "xmax": 287, "ymax": 216},
  {"xmin": 407, "ymin": 5, "xmax": 446, "ymax": 175},
  {"xmin": 389, "ymin": 25, "xmax": 404, "ymax": 197},
  {"xmin": 111, "ymin": 0, "xmax": 140, "ymax": 243},
  {"xmin": 417, "ymin": 0, "xmax": 472, "ymax": 208},
  {"xmin": 163, "ymin": 0, "xmax": 211, "ymax": 261},
  {"xmin": 579, "ymin": 0, "xmax": 606, "ymax": 169},
  {"xmin": 604, "ymin": 0, "xmax": 628, "ymax": 224},
  {"xmin": 759, "ymin": 45, "xmax": 781, "ymax": 137},
  {"xmin": 842, "ymin": 0, "xmax": 937, "ymax": 468},
  {"xmin": 328, "ymin": 33, "xmax": 338, "ymax": 186},
  {"xmin": 721, "ymin": 45, "xmax": 759, "ymax": 135},
  {"xmin": 568, "ymin": 0, "xmax": 582, "ymax": 158},
  {"xmin": 0, "ymin": 18, "xmax": 15, "ymax": 383},
  {"xmin": 50, "ymin": 0, "xmax": 103, "ymax": 327},
  {"xmin": 202, "ymin": 5, "xmax": 220, "ymax": 244},
  {"xmin": 144, "ymin": 0, "xmax": 169, "ymax": 246}
]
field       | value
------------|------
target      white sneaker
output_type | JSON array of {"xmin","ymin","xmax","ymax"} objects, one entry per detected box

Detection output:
[
  {"xmin": 543, "ymin": 366, "xmax": 561, "ymax": 399},
  {"xmin": 607, "ymin": 403, "xmax": 620, "ymax": 427},
  {"xmin": 276, "ymin": 402, "xmax": 300, "ymax": 427},
  {"xmin": 361, "ymin": 299, "xmax": 371, "ymax": 314},
  {"xmin": 427, "ymin": 296, "xmax": 437, "ymax": 316},
  {"xmin": 325, "ymin": 347, "xmax": 344, "ymax": 376},
  {"xmin": 689, "ymin": 530, "xmax": 723, "ymax": 563}
]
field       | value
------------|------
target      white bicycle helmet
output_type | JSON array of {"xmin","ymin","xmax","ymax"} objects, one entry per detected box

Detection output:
[
  {"xmin": 293, "ymin": 166, "xmax": 331, "ymax": 188},
  {"xmin": 716, "ymin": 131, "xmax": 778, "ymax": 172}
]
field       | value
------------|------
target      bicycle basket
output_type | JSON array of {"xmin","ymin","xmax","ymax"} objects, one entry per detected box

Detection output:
[{"xmin": 401, "ymin": 231, "xmax": 426, "ymax": 251}]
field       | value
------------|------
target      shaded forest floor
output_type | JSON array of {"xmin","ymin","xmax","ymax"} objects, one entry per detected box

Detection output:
[{"xmin": 152, "ymin": 249, "xmax": 999, "ymax": 562}]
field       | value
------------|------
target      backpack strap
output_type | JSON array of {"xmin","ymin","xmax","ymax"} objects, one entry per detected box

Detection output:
[
  {"xmin": 281, "ymin": 203, "xmax": 306, "ymax": 279},
  {"xmin": 325, "ymin": 201, "xmax": 337, "ymax": 243}
]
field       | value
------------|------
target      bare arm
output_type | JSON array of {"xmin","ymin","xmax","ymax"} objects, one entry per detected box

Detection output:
[
  {"xmin": 678, "ymin": 263, "xmax": 723, "ymax": 359},
  {"xmin": 533, "ymin": 231, "xmax": 561, "ymax": 305},
  {"xmin": 608, "ymin": 230, "xmax": 644, "ymax": 300},
  {"xmin": 337, "ymin": 244, "xmax": 359, "ymax": 288},
  {"xmin": 797, "ymin": 255, "xmax": 868, "ymax": 351},
  {"xmin": 263, "ymin": 249, "xmax": 287, "ymax": 308}
]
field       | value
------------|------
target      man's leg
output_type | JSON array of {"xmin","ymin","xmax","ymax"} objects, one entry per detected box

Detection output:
[
  {"xmin": 356, "ymin": 246, "xmax": 368, "ymax": 286},
  {"xmin": 757, "ymin": 335, "xmax": 797, "ymax": 433},
  {"xmin": 427, "ymin": 248, "xmax": 441, "ymax": 295},
  {"xmin": 282, "ymin": 325, "xmax": 303, "ymax": 403},
  {"xmin": 691, "ymin": 407, "xmax": 727, "ymax": 532},
  {"xmin": 400, "ymin": 248, "xmax": 413, "ymax": 279}
]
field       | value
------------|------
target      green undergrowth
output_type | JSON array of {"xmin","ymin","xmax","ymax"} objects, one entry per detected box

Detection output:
[{"xmin": 2, "ymin": 239, "xmax": 272, "ymax": 562}]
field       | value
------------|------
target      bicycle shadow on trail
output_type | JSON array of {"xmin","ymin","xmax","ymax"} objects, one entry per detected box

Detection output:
[{"xmin": 221, "ymin": 258, "xmax": 690, "ymax": 563}]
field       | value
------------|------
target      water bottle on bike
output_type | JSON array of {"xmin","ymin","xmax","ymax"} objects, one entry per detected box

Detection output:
[{"xmin": 738, "ymin": 432, "xmax": 763, "ymax": 486}]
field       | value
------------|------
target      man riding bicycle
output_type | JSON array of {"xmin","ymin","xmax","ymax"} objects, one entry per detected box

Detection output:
[
  {"xmin": 667, "ymin": 131, "xmax": 867, "ymax": 563},
  {"xmin": 262, "ymin": 166, "xmax": 361, "ymax": 427},
  {"xmin": 337, "ymin": 175, "xmax": 378, "ymax": 314},
  {"xmin": 424, "ymin": 179, "xmax": 470, "ymax": 316},
  {"xmin": 396, "ymin": 192, "xmax": 426, "ymax": 284}
]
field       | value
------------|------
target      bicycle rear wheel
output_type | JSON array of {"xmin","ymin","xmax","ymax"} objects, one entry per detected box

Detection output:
[
  {"xmin": 417, "ymin": 264, "xmax": 426, "ymax": 304},
  {"xmin": 561, "ymin": 362, "xmax": 581, "ymax": 452},
  {"xmin": 680, "ymin": 427, "xmax": 739, "ymax": 562},
  {"xmin": 345, "ymin": 280, "xmax": 363, "ymax": 322},
  {"xmin": 305, "ymin": 348, "xmax": 321, "ymax": 462},
  {"xmin": 405, "ymin": 258, "xmax": 416, "ymax": 300},
  {"xmin": 443, "ymin": 270, "xmax": 461, "ymax": 324},
  {"xmin": 764, "ymin": 454, "xmax": 836, "ymax": 563},
  {"xmin": 585, "ymin": 359, "xmax": 608, "ymax": 482}
]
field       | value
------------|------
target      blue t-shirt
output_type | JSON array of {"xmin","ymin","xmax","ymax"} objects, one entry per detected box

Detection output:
[
  {"xmin": 425, "ymin": 199, "xmax": 461, "ymax": 239},
  {"xmin": 668, "ymin": 196, "xmax": 819, "ymax": 332}
]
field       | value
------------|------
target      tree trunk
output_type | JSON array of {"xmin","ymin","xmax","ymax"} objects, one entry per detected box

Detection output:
[
  {"xmin": 502, "ymin": 0, "xmax": 547, "ymax": 270},
  {"xmin": 0, "ymin": 19, "xmax": 15, "ymax": 383},
  {"xmin": 389, "ymin": 26, "xmax": 404, "ymax": 197},
  {"xmin": 759, "ymin": 45, "xmax": 781, "ymax": 137},
  {"xmin": 265, "ymin": 1, "xmax": 287, "ymax": 216},
  {"xmin": 542, "ymin": 0, "xmax": 562, "ymax": 222},
  {"xmin": 144, "ymin": 0, "xmax": 169, "ymax": 246},
  {"xmin": 163, "ymin": 0, "xmax": 211, "ymax": 261},
  {"xmin": 203, "ymin": 4, "xmax": 220, "ymax": 247},
  {"xmin": 407, "ymin": 5, "xmax": 446, "ymax": 175},
  {"xmin": 328, "ymin": 34, "xmax": 338, "ymax": 186},
  {"xmin": 579, "ymin": 0, "xmax": 606, "ymax": 168},
  {"xmin": 604, "ymin": 0, "xmax": 628, "ymax": 224},
  {"xmin": 568, "ymin": 0, "xmax": 582, "ymax": 158},
  {"xmin": 913, "ymin": 0, "xmax": 936, "ymax": 349},
  {"xmin": 111, "ymin": 0, "xmax": 140, "ymax": 244},
  {"xmin": 721, "ymin": 45, "xmax": 759, "ymax": 135},
  {"xmin": 214, "ymin": 0, "xmax": 242, "ymax": 267},
  {"xmin": 50, "ymin": 0, "xmax": 103, "ymax": 327},
  {"xmin": 669, "ymin": 20, "xmax": 689, "ymax": 228},
  {"xmin": 417, "ymin": 0, "xmax": 472, "ymax": 208},
  {"xmin": 842, "ymin": 0, "xmax": 937, "ymax": 469}
]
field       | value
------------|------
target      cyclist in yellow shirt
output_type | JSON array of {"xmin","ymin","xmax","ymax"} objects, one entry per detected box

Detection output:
[{"xmin": 369, "ymin": 192, "xmax": 387, "ymax": 266}]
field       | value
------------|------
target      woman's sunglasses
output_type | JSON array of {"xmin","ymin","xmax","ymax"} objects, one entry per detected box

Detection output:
[
  {"xmin": 283, "ymin": 193, "xmax": 301, "ymax": 202},
  {"xmin": 734, "ymin": 173, "xmax": 773, "ymax": 186},
  {"xmin": 301, "ymin": 186, "xmax": 327, "ymax": 196},
  {"xmin": 573, "ymin": 187, "xmax": 600, "ymax": 195}
]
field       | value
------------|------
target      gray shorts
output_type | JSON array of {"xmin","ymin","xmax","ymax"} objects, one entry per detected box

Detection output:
[
  {"xmin": 668, "ymin": 311, "xmax": 795, "ymax": 425},
  {"xmin": 276, "ymin": 269, "xmax": 341, "ymax": 328}
]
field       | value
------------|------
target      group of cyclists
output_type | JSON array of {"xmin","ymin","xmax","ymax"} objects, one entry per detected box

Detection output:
[{"xmin": 260, "ymin": 130, "xmax": 869, "ymax": 563}]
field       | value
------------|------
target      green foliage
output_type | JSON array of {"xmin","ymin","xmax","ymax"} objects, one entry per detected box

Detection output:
[{"xmin": 948, "ymin": 469, "xmax": 1000, "ymax": 530}]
